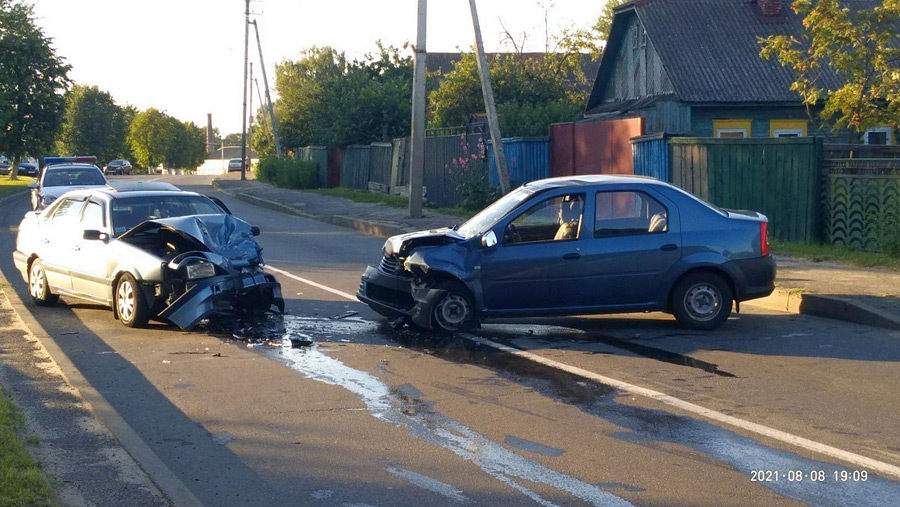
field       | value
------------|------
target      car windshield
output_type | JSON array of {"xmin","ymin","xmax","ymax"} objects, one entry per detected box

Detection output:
[
  {"xmin": 110, "ymin": 195, "xmax": 225, "ymax": 235},
  {"xmin": 43, "ymin": 168, "xmax": 105, "ymax": 186},
  {"xmin": 457, "ymin": 186, "xmax": 536, "ymax": 238}
]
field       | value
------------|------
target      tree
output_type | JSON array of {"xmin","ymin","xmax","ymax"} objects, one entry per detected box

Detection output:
[
  {"xmin": 57, "ymin": 85, "xmax": 128, "ymax": 163},
  {"xmin": 759, "ymin": 0, "xmax": 900, "ymax": 141},
  {"xmin": 128, "ymin": 108, "xmax": 174, "ymax": 171},
  {"xmin": 427, "ymin": 51, "xmax": 587, "ymax": 136},
  {"xmin": 0, "ymin": 0, "xmax": 70, "ymax": 179},
  {"xmin": 165, "ymin": 119, "xmax": 205, "ymax": 169}
]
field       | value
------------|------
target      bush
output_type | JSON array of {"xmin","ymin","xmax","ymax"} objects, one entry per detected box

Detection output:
[{"xmin": 256, "ymin": 156, "xmax": 318, "ymax": 189}]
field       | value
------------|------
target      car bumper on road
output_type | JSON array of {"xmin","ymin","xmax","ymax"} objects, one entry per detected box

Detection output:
[
  {"xmin": 358, "ymin": 265, "xmax": 445, "ymax": 328},
  {"xmin": 728, "ymin": 255, "xmax": 777, "ymax": 301},
  {"xmin": 158, "ymin": 271, "xmax": 284, "ymax": 331}
]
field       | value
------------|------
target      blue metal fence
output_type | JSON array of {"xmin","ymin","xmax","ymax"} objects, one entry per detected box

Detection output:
[
  {"xmin": 488, "ymin": 137, "xmax": 550, "ymax": 188},
  {"xmin": 631, "ymin": 134, "xmax": 669, "ymax": 182}
]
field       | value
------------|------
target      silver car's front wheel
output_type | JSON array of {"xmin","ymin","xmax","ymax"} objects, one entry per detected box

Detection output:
[
  {"xmin": 116, "ymin": 274, "xmax": 149, "ymax": 328},
  {"xmin": 29, "ymin": 259, "xmax": 58, "ymax": 306}
]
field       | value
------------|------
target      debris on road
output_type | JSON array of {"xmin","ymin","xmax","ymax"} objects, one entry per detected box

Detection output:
[{"xmin": 330, "ymin": 311, "xmax": 358, "ymax": 320}]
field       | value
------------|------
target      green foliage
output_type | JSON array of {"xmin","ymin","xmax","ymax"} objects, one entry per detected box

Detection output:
[
  {"xmin": 759, "ymin": 0, "xmax": 900, "ymax": 139},
  {"xmin": 444, "ymin": 135, "xmax": 499, "ymax": 211},
  {"xmin": 427, "ymin": 51, "xmax": 588, "ymax": 136},
  {"xmin": 57, "ymin": 84, "xmax": 130, "ymax": 163},
  {"xmin": 0, "ymin": 386, "xmax": 54, "ymax": 505},
  {"xmin": 256, "ymin": 156, "xmax": 318, "ymax": 189},
  {"xmin": 166, "ymin": 119, "xmax": 206, "ymax": 170},
  {"xmin": 128, "ymin": 108, "xmax": 173, "ymax": 170},
  {"xmin": 0, "ymin": 0, "xmax": 71, "ymax": 179},
  {"xmin": 271, "ymin": 42, "xmax": 413, "ymax": 149}
]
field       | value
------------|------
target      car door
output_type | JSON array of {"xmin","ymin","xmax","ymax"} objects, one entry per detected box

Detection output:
[
  {"xmin": 70, "ymin": 198, "xmax": 114, "ymax": 301},
  {"xmin": 479, "ymin": 191, "xmax": 588, "ymax": 311},
  {"xmin": 578, "ymin": 187, "xmax": 682, "ymax": 307},
  {"xmin": 40, "ymin": 197, "xmax": 86, "ymax": 291}
]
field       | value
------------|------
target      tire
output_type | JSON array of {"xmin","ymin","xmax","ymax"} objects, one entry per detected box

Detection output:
[
  {"xmin": 672, "ymin": 272, "xmax": 733, "ymax": 330},
  {"xmin": 431, "ymin": 281, "xmax": 477, "ymax": 332},
  {"xmin": 116, "ymin": 273, "xmax": 150, "ymax": 328},
  {"xmin": 29, "ymin": 259, "xmax": 58, "ymax": 306}
]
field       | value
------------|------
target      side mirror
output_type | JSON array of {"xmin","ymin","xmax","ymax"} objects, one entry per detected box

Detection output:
[
  {"xmin": 481, "ymin": 230, "xmax": 497, "ymax": 248},
  {"xmin": 250, "ymin": 226, "xmax": 260, "ymax": 236},
  {"xmin": 83, "ymin": 230, "xmax": 109, "ymax": 242},
  {"xmin": 27, "ymin": 182, "xmax": 37, "ymax": 189}
]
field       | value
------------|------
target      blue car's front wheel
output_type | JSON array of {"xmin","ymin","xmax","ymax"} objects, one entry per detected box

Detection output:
[{"xmin": 432, "ymin": 281, "xmax": 476, "ymax": 333}]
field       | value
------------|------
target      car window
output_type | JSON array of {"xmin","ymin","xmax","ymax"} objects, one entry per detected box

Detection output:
[
  {"xmin": 504, "ymin": 193, "xmax": 584, "ymax": 245},
  {"xmin": 111, "ymin": 195, "xmax": 225, "ymax": 235},
  {"xmin": 594, "ymin": 191, "xmax": 668, "ymax": 238},
  {"xmin": 50, "ymin": 198, "xmax": 85, "ymax": 227},
  {"xmin": 457, "ymin": 186, "xmax": 535, "ymax": 238},
  {"xmin": 43, "ymin": 167, "xmax": 106, "ymax": 186},
  {"xmin": 80, "ymin": 200, "xmax": 105, "ymax": 230}
]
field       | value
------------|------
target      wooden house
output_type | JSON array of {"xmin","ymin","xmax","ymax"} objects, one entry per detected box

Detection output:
[{"xmin": 584, "ymin": 0, "xmax": 892, "ymax": 145}]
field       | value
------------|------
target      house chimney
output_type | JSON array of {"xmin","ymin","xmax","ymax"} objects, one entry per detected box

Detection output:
[
  {"xmin": 206, "ymin": 114, "xmax": 215, "ymax": 155},
  {"xmin": 759, "ymin": 0, "xmax": 783, "ymax": 17}
]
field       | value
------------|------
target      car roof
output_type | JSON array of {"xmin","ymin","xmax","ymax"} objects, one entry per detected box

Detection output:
[
  {"xmin": 55, "ymin": 187, "xmax": 204, "ymax": 202},
  {"xmin": 44, "ymin": 163, "xmax": 102, "ymax": 171},
  {"xmin": 522, "ymin": 174, "xmax": 669, "ymax": 191}
]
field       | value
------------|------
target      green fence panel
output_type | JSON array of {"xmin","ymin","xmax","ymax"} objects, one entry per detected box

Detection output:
[
  {"xmin": 825, "ymin": 160, "xmax": 900, "ymax": 252},
  {"xmin": 368, "ymin": 143, "xmax": 393, "ymax": 192},
  {"xmin": 423, "ymin": 134, "xmax": 486, "ymax": 208},
  {"xmin": 669, "ymin": 137, "xmax": 823, "ymax": 242}
]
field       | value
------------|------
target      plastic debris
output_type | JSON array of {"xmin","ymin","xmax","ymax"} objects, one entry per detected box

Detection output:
[
  {"xmin": 330, "ymin": 311, "xmax": 358, "ymax": 320},
  {"xmin": 291, "ymin": 337, "xmax": 313, "ymax": 348}
]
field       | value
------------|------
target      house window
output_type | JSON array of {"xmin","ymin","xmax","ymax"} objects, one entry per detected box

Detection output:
[
  {"xmin": 713, "ymin": 119, "xmax": 752, "ymax": 138},
  {"xmin": 864, "ymin": 127, "xmax": 893, "ymax": 145},
  {"xmin": 770, "ymin": 119, "xmax": 807, "ymax": 137}
]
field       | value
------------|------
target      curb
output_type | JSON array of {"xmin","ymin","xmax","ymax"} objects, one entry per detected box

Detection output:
[
  {"xmin": 210, "ymin": 180, "xmax": 900, "ymax": 333},
  {"xmin": 744, "ymin": 289, "xmax": 900, "ymax": 331},
  {"xmin": 212, "ymin": 180, "xmax": 411, "ymax": 238},
  {"xmin": 0, "ymin": 269, "xmax": 202, "ymax": 506}
]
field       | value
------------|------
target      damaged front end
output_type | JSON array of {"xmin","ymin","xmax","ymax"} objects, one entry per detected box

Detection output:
[{"xmin": 119, "ymin": 214, "xmax": 284, "ymax": 331}]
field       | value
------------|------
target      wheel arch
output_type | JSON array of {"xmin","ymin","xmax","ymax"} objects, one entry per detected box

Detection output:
[{"xmin": 667, "ymin": 266, "xmax": 736, "ymax": 311}]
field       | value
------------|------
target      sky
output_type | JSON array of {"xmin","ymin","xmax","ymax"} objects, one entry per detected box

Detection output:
[{"xmin": 31, "ymin": 0, "xmax": 603, "ymax": 136}]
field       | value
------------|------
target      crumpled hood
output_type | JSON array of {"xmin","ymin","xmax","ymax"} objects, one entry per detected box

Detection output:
[
  {"xmin": 121, "ymin": 214, "xmax": 263, "ymax": 264},
  {"xmin": 384, "ymin": 228, "xmax": 465, "ymax": 257}
]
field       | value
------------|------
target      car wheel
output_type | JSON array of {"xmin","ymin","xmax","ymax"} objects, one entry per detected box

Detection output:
[
  {"xmin": 431, "ymin": 281, "xmax": 476, "ymax": 332},
  {"xmin": 672, "ymin": 272, "xmax": 733, "ymax": 330},
  {"xmin": 29, "ymin": 259, "xmax": 59, "ymax": 306},
  {"xmin": 116, "ymin": 273, "xmax": 150, "ymax": 328}
]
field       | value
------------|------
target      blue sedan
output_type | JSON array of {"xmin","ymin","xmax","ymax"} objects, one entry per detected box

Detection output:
[{"xmin": 358, "ymin": 175, "xmax": 775, "ymax": 332}]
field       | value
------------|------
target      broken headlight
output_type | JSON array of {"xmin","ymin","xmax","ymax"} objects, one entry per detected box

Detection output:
[{"xmin": 186, "ymin": 262, "xmax": 216, "ymax": 280}]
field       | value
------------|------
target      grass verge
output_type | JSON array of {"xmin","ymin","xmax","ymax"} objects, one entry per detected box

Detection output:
[
  {"xmin": 772, "ymin": 240, "xmax": 900, "ymax": 270},
  {"xmin": 0, "ymin": 386, "xmax": 54, "ymax": 505},
  {"xmin": 0, "ymin": 176, "xmax": 34, "ymax": 198},
  {"xmin": 306, "ymin": 188, "xmax": 474, "ymax": 219}
]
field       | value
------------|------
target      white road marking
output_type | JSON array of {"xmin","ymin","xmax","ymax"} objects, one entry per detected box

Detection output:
[
  {"xmin": 266, "ymin": 265, "xmax": 359, "ymax": 302},
  {"xmin": 465, "ymin": 335, "xmax": 900, "ymax": 481},
  {"xmin": 266, "ymin": 265, "xmax": 900, "ymax": 480}
]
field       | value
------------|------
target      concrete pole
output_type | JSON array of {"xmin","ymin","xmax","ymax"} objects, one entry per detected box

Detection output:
[
  {"xmin": 468, "ymin": 0, "xmax": 511, "ymax": 194},
  {"xmin": 249, "ymin": 62, "xmax": 254, "ymax": 165},
  {"xmin": 240, "ymin": 0, "xmax": 250, "ymax": 180},
  {"xmin": 408, "ymin": 0, "xmax": 427, "ymax": 218},
  {"xmin": 251, "ymin": 20, "xmax": 282, "ymax": 158}
]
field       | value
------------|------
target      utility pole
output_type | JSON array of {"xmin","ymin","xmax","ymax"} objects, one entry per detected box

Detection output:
[
  {"xmin": 468, "ymin": 0, "xmax": 511, "ymax": 194},
  {"xmin": 240, "ymin": 0, "xmax": 250, "ymax": 180},
  {"xmin": 250, "ymin": 20, "xmax": 282, "ymax": 157},
  {"xmin": 409, "ymin": 0, "xmax": 427, "ymax": 218},
  {"xmin": 249, "ymin": 62, "xmax": 254, "ymax": 161}
]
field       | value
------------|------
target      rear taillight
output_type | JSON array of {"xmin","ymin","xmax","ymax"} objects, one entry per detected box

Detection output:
[{"xmin": 760, "ymin": 222, "xmax": 769, "ymax": 256}]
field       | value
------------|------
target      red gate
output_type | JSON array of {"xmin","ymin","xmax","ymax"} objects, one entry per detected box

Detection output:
[{"xmin": 549, "ymin": 118, "xmax": 644, "ymax": 177}]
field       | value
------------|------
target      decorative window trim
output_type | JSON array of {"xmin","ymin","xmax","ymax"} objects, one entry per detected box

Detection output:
[
  {"xmin": 773, "ymin": 128, "xmax": 803, "ymax": 138},
  {"xmin": 770, "ymin": 119, "xmax": 807, "ymax": 137},
  {"xmin": 713, "ymin": 119, "xmax": 751, "ymax": 138},
  {"xmin": 716, "ymin": 128, "xmax": 747, "ymax": 139},
  {"xmin": 864, "ymin": 127, "xmax": 893, "ymax": 145}
]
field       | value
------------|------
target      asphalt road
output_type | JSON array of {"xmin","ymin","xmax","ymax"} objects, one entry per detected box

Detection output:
[{"xmin": 1, "ymin": 174, "xmax": 899, "ymax": 506}]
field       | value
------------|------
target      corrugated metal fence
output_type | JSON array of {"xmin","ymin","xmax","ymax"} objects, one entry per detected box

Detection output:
[
  {"xmin": 488, "ymin": 137, "xmax": 549, "ymax": 188},
  {"xmin": 667, "ymin": 137, "xmax": 823, "ymax": 242},
  {"xmin": 631, "ymin": 134, "xmax": 669, "ymax": 182}
]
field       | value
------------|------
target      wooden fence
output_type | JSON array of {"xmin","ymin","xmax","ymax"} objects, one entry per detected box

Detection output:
[
  {"xmin": 825, "ymin": 159, "xmax": 900, "ymax": 252},
  {"xmin": 668, "ymin": 137, "xmax": 823, "ymax": 242}
]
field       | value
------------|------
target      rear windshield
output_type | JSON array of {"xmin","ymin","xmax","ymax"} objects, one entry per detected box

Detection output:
[
  {"xmin": 43, "ymin": 167, "xmax": 105, "ymax": 186},
  {"xmin": 111, "ymin": 195, "xmax": 224, "ymax": 235}
]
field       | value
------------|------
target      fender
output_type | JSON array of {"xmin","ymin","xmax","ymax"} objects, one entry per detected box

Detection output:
[
  {"xmin": 656, "ymin": 251, "xmax": 747, "ymax": 304},
  {"xmin": 406, "ymin": 243, "xmax": 484, "ymax": 309}
]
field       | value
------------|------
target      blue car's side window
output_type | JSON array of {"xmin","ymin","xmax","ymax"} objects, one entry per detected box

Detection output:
[
  {"xmin": 594, "ymin": 191, "xmax": 668, "ymax": 238},
  {"xmin": 504, "ymin": 193, "xmax": 585, "ymax": 245}
]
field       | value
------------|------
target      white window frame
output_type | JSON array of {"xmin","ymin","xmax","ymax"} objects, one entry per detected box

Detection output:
[
  {"xmin": 864, "ymin": 127, "xmax": 893, "ymax": 145},
  {"xmin": 716, "ymin": 128, "xmax": 747, "ymax": 139},
  {"xmin": 773, "ymin": 128, "xmax": 804, "ymax": 138}
]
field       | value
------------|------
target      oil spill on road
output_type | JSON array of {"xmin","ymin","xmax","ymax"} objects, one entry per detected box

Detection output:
[{"xmin": 259, "ymin": 315, "xmax": 634, "ymax": 506}]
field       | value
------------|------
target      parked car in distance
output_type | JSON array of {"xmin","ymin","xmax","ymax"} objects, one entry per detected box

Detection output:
[
  {"xmin": 0, "ymin": 155, "xmax": 9, "ymax": 175},
  {"xmin": 12, "ymin": 187, "xmax": 283, "ymax": 330},
  {"xmin": 228, "ymin": 158, "xmax": 243, "ymax": 171},
  {"xmin": 358, "ymin": 175, "xmax": 776, "ymax": 332},
  {"xmin": 29, "ymin": 160, "xmax": 109, "ymax": 211},
  {"xmin": 104, "ymin": 159, "xmax": 133, "ymax": 175},
  {"xmin": 17, "ymin": 157, "xmax": 39, "ymax": 177}
]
